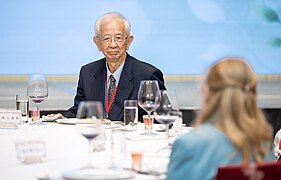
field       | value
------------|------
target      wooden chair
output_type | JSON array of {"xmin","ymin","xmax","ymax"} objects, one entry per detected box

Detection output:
[{"xmin": 216, "ymin": 162, "xmax": 281, "ymax": 180}]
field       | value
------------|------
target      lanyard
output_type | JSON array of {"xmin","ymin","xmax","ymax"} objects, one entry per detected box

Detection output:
[{"xmin": 105, "ymin": 75, "xmax": 118, "ymax": 118}]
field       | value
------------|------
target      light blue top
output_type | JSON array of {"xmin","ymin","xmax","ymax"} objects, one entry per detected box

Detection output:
[{"xmin": 166, "ymin": 123, "xmax": 275, "ymax": 180}]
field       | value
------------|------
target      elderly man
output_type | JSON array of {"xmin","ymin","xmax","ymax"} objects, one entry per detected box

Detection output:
[{"xmin": 49, "ymin": 12, "xmax": 165, "ymax": 121}]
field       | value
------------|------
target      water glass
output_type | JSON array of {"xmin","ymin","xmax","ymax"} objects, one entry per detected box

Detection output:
[
  {"xmin": 111, "ymin": 129, "xmax": 127, "ymax": 170},
  {"xmin": 124, "ymin": 100, "xmax": 138, "ymax": 131},
  {"xmin": 173, "ymin": 111, "xmax": 183, "ymax": 136},
  {"xmin": 16, "ymin": 94, "xmax": 29, "ymax": 123},
  {"xmin": 91, "ymin": 125, "xmax": 106, "ymax": 152}
]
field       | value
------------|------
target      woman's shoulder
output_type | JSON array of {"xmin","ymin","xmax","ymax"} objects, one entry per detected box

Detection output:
[
  {"xmin": 179, "ymin": 123, "xmax": 221, "ymax": 141},
  {"xmin": 174, "ymin": 123, "xmax": 230, "ymax": 150}
]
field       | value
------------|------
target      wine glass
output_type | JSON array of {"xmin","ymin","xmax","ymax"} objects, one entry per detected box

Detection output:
[
  {"xmin": 154, "ymin": 90, "xmax": 180, "ymax": 151},
  {"xmin": 76, "ymin": 101, "xmax": 103, "ymax": 169},
  {"xmin": 27, "ymin": 74, "xmax": 48, "ymax": 125},
  {"xmin": 138, "ymin": 80, "xmax": 161, "ymax": 136},
  {"xmin": 76, "ymin": 101, "xmax": 104, "ymax": 121},
  {"xmin": 76, "ymin": 124, "xmax": 101, "ymax": 169}
]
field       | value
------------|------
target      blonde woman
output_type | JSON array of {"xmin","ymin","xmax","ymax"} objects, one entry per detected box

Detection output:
[{"xmin": 167, "ymin": 58, "xmax": 275, "ymax": 180}]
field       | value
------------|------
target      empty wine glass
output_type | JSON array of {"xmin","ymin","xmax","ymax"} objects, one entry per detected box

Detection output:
[
  {"xmin": 138, "ymin": 80, "xmax": 161, "ymax": 136},
  {"xmin": 76, "ymin": 101, "xmax": 104, "ymax": 169},
  {"xmin": 27, "ymin": 74, "xmax": 48, "ymax": 125},
  {"xmin": 154, "ymin": 90, "xmax": 180, "ymax": 151}
]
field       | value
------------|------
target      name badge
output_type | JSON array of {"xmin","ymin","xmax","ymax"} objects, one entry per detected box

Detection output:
[
  {"xmin": 15, "ymin": 140, "xmax": 46, "ymax": 164},
  {"xmin": 0, "ymin": 109, "xmax": 21, "ymax": 129}
]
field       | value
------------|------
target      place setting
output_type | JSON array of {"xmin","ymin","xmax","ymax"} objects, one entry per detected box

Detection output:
[
  {"xmin": 43, "ymin": 101, "xmax": 121, "ymax": 129},
  {"xmin": 60, "ymin": 97, "xmax": 172, "ymax": 180},
  {"xmin": 62, "ymin": 124, "xmax": 135, "ymax": 180},
  {"xmin": 59, "ymin": 101, "xmax": 134, "ymax": 180},
  {"xmin": 127, "ymin": 83, "xmax": 182, "ymax": 143}
]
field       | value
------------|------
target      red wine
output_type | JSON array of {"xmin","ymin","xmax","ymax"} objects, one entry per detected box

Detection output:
[
  {"xmin": 82, "ymin": 133, "xmax": 99, "ymax": 141},
  {"xmin": 154, "ymin": 115, "xmax": 177, "ymax": 124},
  {"xmin": 29, "ymin": 95, "xmax": 47, "ymax": 103}
]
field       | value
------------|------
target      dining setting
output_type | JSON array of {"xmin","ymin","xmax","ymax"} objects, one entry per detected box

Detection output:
[
  {"xmin": 1, "ymin": 2, "xmax": 281, "ymax": 179},
  {"xmin": 0, "ymin": 75, "xmax": 191, "ymax": 180}
]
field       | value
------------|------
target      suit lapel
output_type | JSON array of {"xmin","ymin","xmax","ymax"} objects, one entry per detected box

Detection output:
[{"xmin": 92, "ymin": 60, "xmax": 106, "ymax": 105}]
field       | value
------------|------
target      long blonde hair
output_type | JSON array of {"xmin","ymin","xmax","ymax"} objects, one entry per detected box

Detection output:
[{"xmin": 196, "ymin": 58, "xmax": 272, "ymax": 163}]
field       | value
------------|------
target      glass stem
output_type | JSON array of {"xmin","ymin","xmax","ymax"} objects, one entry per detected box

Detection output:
[
  {"xmin": 36, "ymin": 103, "xmax": 40, "ymax": 123},
  {"xmin": 88, "ymin": 140, "xmax": 92, "ymax": 168},
  {"xmin": 166, "ymin": 124, "xmax": 169, "ymax": 147},
  {"xmin": 147, "ymin": 111, "xmax": 152, "ymax": 135}
]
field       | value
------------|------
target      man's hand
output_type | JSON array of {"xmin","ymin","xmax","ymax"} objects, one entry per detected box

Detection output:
[{"xmin": 42, "ymin": 113, "xmax": 65, "ymax": 121}]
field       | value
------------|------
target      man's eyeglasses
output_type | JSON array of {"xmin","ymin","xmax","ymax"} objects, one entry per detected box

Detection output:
[{"xmin": 99, "ymin": 35, "xmax": 128, "ymax": 44}]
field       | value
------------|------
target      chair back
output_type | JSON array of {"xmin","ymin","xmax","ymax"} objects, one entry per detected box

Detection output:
[
  {"xmin": 216, "ymin": 162, "xmax": 281, "ymax": 180},
  {"xmin": 277, "ymin": 139, "xmax": 281, "ymax": 161}
]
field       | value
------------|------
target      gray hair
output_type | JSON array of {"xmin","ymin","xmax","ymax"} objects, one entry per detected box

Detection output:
[{"xmin": 94, "ymin": 12, "xmax": 131, "ymax": 37}]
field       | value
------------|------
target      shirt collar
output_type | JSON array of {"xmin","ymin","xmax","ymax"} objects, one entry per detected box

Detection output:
[{"xmin": 106, "ymin": 61, "xmax": 125, "ymax": 86}]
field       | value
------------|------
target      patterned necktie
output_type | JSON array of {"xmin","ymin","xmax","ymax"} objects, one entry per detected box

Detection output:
[{"xmin": 108, "ymin": 75, "xmax": 116, "ymax": 104}]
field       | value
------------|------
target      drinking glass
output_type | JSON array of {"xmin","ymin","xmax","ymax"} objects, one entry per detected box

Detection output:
[
  {"xmin": 76, "ymin": 101, "xmax": 104, "ymax": 121},
  {"xmin": 76, "ymin": 101, "xmax": 103, "ymax": 169},
  {"xmin": 173, "ymin": 111, "xmax": 183, "ymax": 136},
  {"xmin": 154, "ymin": 90, "xmax": 180, "ymax": 151},
  {"xmin": 124, "ymin": 100, "xmax": 138, "ymax": 131},
  {"xmin": 27, "ymin": 74, "xmax": 48, "ymax": 125},
  {"xmin": 111, "ymin": 129, "xmax": 127, "ymax": 170},
  {"xmin": 137, "ymin": 80, "xmax": 161, "ymax": 136},
  {"xmin": 16, "ymin": 94, "xmax": 29, "ymax": 124},
  {"xmin": 77, "ymin": 124, "xmax": 101, "ymax": 169}
]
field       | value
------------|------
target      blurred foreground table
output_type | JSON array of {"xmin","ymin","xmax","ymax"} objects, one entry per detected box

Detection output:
[{"xmin": 0, "ymin": 121, "xmax": 192, "ymax": 180}]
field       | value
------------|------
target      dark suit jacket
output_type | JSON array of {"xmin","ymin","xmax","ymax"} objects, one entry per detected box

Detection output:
[{"xmin": 63, "ymin": 53, "xmax": 166, "ymax": 121}]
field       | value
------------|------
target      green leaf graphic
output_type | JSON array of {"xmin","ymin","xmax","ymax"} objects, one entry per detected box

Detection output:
[
  {"xmin": 268, "ymin": 38, "xmax": 281, "ymax": 48},
  {"xmin": 257, "ymin": 6, "xmax": 280, "ymax": 23}
]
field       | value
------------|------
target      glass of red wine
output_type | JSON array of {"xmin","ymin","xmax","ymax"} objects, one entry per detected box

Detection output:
[
  {"xmin": 76, "ymin": 101, "xmax": 103, "ymax": 169},
  {"xmin": 27, "ymin": 74, "xmax": 48, "ymax": 125},
  {"xmin": 76, "ymin": 124, "xmax": 101, "ymax": 169}
]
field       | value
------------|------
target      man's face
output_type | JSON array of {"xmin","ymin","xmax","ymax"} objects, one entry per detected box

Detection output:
[{"xmin": 94, "ymin": 18, "xmax": 133, "ymax": 63}]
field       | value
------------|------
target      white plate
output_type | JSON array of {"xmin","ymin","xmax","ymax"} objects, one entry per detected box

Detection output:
[
  {"xmin": 56, "ymin": 118, "xmax": 111, "ymax": 125},
  {"xmin": 62, "ymin": 169, "xmax": 134, "ymax": 180}
]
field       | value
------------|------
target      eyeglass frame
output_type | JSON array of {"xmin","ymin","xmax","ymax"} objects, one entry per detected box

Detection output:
[{"xmin": 97, "ymin": 34, "xmax": 129, "ymax": 44}]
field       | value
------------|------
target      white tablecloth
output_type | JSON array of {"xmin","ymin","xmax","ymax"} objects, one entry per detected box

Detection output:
[{"xmin": 0, "ymin": 121, "xmax": 193, "ymax": 180}]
